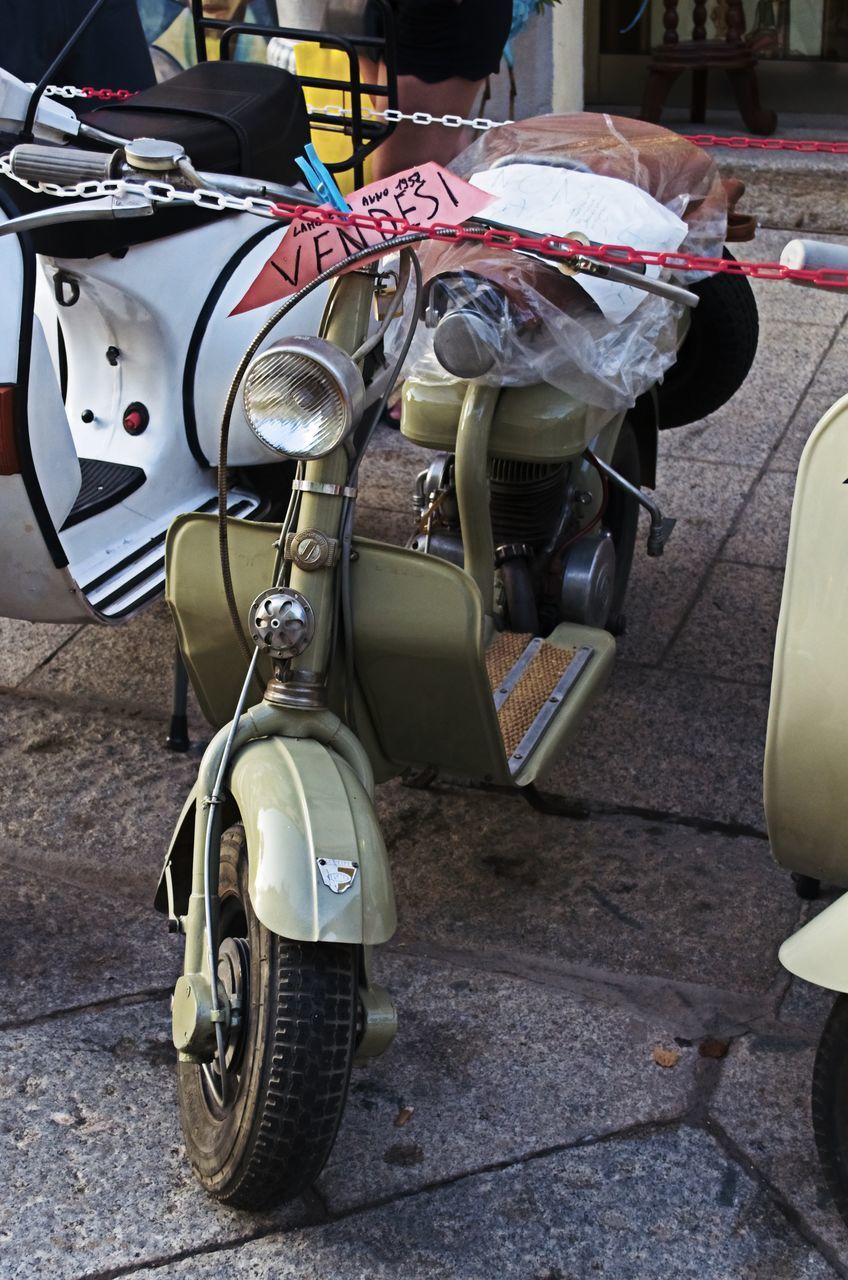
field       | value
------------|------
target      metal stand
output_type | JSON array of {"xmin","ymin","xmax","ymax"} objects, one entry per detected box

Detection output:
[{"xmin": 166, "ymin": 646, "xmax": 191, "ymax": 753}]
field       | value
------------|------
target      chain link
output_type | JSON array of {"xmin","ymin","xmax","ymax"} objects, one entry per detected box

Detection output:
[
  {"xmin": 688, "ymin": 132, "xmax": 848, "ymax": 155},
  {"xmin": 41, "ymin": 84, "xmax": 88, "ymax": 98},
  {"xmin": 40, "ymin": 84, "xmax": 848, "ymax": 151},
  {"xmin": 3, "ymin": 145, "xmax": 848, "ymax": 292},
  {"xmin": 41, "ymin": 83, "xmax": 514, "ymax": 130}
]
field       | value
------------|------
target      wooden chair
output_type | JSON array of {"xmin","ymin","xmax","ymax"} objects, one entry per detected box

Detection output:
[{"xmin": 641, "ymin": 0, "xmax": 777, "ymax": 135}]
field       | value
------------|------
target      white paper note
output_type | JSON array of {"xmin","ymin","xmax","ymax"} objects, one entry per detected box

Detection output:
[{"xmin": 470, "ymin": 164, "xmax": 688, "ymax": 323}]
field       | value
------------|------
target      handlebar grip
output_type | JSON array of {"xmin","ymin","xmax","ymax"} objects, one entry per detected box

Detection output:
[
  {"xmin": 9, "ymin": 143, "xmax": 120, "ymax": 186},
  {"xmin": 781, "ymin": 238, "xmax": 848, "ymax": 273}
]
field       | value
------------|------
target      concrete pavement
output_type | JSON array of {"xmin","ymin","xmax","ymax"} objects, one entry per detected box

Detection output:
[{"xmin": 2, "ymin": 228, "xmax": 848, "ymax": 1278}]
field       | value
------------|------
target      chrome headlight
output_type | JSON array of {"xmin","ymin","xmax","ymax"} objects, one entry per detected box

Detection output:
[{"xmin": 243, "ymin": 336, "xmax": 365, "ymax": 459}]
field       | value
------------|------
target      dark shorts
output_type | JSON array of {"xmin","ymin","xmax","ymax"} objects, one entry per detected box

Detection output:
[
  {"xmin": 2, "ymin": 0, "xmax": 155, "ymax": 90},
  {"xmin": 367, "ymin": 0, "xmax": 512, "ymax": 83}
]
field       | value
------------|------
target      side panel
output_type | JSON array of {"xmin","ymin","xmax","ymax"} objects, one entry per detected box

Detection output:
[
  {"xmin": 229, "ymin": 736, "xmax": 396, "ymax": 944},
  {"xmin": 764, "ymin": 393, "xmax": 848, "ymax": 884},
  {"xmin": 0, "ymin": 474, "xmax": 90, "ymax": 621},
  {"xmin": 166, "ymin": 514, "xmax": 511, "ymax": 783},
  {"xmin": 28, "ymin": 313, "xmax": 80, "ymax": 529},
  {"xmin": 780, "ymin": 893, "xmax": 848, "ymax": 994},
  {"xmin": 0, "ymin": 207, "xmax": 88, "ymax": 622}
]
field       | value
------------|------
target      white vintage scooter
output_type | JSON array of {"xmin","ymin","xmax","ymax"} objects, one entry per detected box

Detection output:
[
  {"xmin": 0, "ymin": 12, "xmax": 394, "ymax": 629},
  {"xmin": 764, "ymin": 234, "xmax": 848, "ymax": 1227}
]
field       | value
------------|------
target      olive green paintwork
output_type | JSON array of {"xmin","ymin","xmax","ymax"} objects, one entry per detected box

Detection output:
[
  {"xmin": 764, "ymin": 392, "xmax": 848, "ymax": 886},
  {"xmin": 401, "ymin": 378, "xmax": 615, "ymax": 460},
  {"xmin": 455, "ymin": 383, "xmax": 499, "ymax": 630},
  {"xmin": 165, "ymin": 514, "xmax": 511, "ymax": 783},
  {"xmin": 165, "ymin": 515, "xmax": 616, "ymax": 793},
  {"xmin": 227, "ymin": 734, "xmax": 395, "ymax": 944},
  {"xmin": 779, "ymin": 891, "xmax": 848, "ymax": 994},
  {"xmin": 158, "ymin": 703, "xmax": 395, "ymax": 944}
]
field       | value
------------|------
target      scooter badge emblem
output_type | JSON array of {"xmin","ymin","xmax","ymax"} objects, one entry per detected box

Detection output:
[{"xmin": 317, "ymin": 858, "xmax": 359, "ymax": 894}]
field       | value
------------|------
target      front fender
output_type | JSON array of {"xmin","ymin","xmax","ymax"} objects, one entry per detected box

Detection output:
[
  {"xmin": 780, "ymin": 892, "xmax": 848, "ymax": 994},
  {"xmin": 155, "ymin": 737, "xmax": 396, "ymax": 945}
]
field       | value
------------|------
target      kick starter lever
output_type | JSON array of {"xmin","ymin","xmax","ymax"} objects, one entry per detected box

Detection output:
[{"xmin": 587, "ymin": 449, "xmax": 676, "ymax": 557}]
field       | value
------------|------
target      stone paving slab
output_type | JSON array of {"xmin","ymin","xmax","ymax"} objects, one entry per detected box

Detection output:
[
  {"xmin": 0, "ymin": 693, "xmax": 198, "ymax": 898},
  {"xmin": 0, "ymin": 999, "xmax": 311, "ymax": 1280},
  {"xmin": 668, "ymin": 561, "xmax": 785, "ymax": 686},
  {"xmin": 546, "ymin": 662, "xmax": 772, "ymax": 831},
  {"xmin": 771, "ymin": 325, "xmax": 848, "ymax": 474},
  {"xmin": 21, "ymin": 601, "xmax": 209, "ymax": 743},
  {"xmin": 320, "ymin": 952, "xmax": 698, "ymax": 1210},
  {"xmin": 710, "ymin": 1030, "xmax": 848, "ymax": 1266},
  {"xmin": 0, "ymin": 617, "xmax": 80, "ymax": 689},
  {"xmin": 661, "ymin": 317, "xmax": 834, "ymax": 470},
  {"xmin": 618, "ymin": 456, "xmax": 757, "ymax": 666},
  {"xmin": 0, "ymin": 848, "xmax": 179, "ymax": 1024},
  {"xmin": 354, "ymin": 504, "xmax": 411, "ymax": 546},
  {"xmin": 132, "ymin": 1128, "xmax": 839, "ymax": 1280},
  {"xmin": 712, "ymin": 146, "xmax": 848, "ymax": 235},
  {"xmin": 722, "ymin": 469, "xmax": 796, "ymax": 569},
  {"xmin": 0, "ymin": 951, "xmax": 696, "ymax": 1278},
  {"xmin": 375, "ymin": 794, "xmax": 796, "ymax": 1035},
  {"xmin": 779, "ymin": 971, "xmax": 841, "ymax": 1040},
  {"xmin": 357, "ymin": 422, "xmax": 431, "ymax": 512}
]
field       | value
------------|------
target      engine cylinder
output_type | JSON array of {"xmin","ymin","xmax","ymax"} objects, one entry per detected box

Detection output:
[{"xmin": 489, "ymin": 458, "xmax": 567, "ymax": 546}]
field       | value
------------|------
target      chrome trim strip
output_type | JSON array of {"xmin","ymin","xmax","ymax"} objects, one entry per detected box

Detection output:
[
  {"xmin": 292, "ymin": 479, "xmax": 358, "ymax": 498},
  {"xmin": 508, "ymin": 645, "xmax": 594, "ymax": 776}
]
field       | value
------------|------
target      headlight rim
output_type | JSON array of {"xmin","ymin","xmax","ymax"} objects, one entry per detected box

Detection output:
[{"xmin": 243, "ymin": 334, "xmax": 365, "ymax": 460}]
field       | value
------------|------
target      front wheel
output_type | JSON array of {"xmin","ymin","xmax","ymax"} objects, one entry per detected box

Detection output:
[
  {"xmin": 177, "ymin": 824, "xmax": 357, "ymax": 1209},
  {"xmin": 812, "ymin": 994, "xmax": 848, "ymax": 1228}
]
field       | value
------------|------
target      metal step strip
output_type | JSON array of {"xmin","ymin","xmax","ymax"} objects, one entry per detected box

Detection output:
[
  {"xmin": 79, "ymin": 493, "xmax": 258, "ymax": 619},
  {"xmin": 492, "ymin": 637, "xmax": 544, "ymax": 712},
  {"xmin": 508, "ymin": 645, "xmax": 594, "ymax": 777}
]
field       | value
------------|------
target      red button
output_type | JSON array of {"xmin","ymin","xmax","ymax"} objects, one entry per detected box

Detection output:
[{"xmin": 122, "ymin": 408, "xmax": 147, "ymax": 435}]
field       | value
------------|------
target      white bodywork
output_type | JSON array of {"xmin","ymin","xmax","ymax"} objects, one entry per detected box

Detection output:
[
  {"xmin": 0, "ymin": 198, "xmax": 327, "ymax": 623},
  {"xmin": 780, "ymin": 893, "xmax": 848, "ymax": 994},
  {"xmin": 764, "ymin": 392, "xmax": 848, "ymax": 885}
]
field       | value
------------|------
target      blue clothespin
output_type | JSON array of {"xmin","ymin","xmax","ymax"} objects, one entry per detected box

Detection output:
[{"xmin": 295, "ymin": 143, "xmax": 350, "ymax": 212}]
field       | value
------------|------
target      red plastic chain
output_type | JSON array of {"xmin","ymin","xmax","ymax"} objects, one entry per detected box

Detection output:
[
  {"xmin": 56, "ymin": 86, "xmax": 848, "ymax": 289},
  {"xmin": 80, "ymin": 86, "xmax": 135, "ymax": 100},
  {"xmin": 689, "ymin": 133, "xmax": 848, "ymax": 155},
  {"xmin": 264, "ymin": 201, "xmax": 848, "ymax": 290}
]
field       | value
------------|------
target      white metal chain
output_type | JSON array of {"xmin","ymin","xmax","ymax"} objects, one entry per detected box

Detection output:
[
  {"xmin": 41, "ymin": 84, "xmax": 89, "ymax": 98},
  {"xmin": 4, "ymin": 86, "xmax": 512, "ymax": 215},
  {"xmin": 0, "ymin": 152, "xmax": 283, "ymax": 218},
  {"xmin": 308, "ymin": 101, "xmax": 512, "ymax": 131},
  {"xmin": 40, "ymin": 83, "xmax": 512, "ymax": 131}
]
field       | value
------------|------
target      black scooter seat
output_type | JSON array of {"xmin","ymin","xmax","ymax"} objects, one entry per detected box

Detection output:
[{"xmin": 2, "ymin": 62, "xmax": 311, "ymax": 258}]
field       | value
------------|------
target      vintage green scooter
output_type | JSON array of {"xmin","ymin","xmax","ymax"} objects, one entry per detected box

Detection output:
[
  {"xmin": 155, "ymin": 192, "xmax": 730, "ymax": 1207},
  {"xmin": 764, "ymin": 235, "xmax": 848, "ymax": 1229}
]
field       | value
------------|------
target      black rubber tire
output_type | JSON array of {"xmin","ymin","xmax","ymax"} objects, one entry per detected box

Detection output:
[
  {"xmin": 812, "ymin": 994, "xmax": 848, "ymax": 1229},
  {"xmin": 177, "ymin": 824, "xmax": 357, "ymax": 1209},
  {"xmin": 604, "ymin": 419, "xmax": 641, "ymax": 631},
  {"xmin": 631, "ymin": 252, "xmax": 759, "ymax": 431}
]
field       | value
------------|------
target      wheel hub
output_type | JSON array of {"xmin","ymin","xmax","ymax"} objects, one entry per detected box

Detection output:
[{"xmin": 216, "ymin": 936, "xmax": 250, "ymax": 1074}]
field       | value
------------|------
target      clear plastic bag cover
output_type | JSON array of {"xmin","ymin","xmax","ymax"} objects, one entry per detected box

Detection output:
[{"xmin": 393, "ymin": 113, "xmax": 729, "ymax": 410}]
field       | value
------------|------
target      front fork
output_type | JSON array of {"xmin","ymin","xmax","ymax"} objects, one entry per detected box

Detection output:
[
  {"xmin": 171, "ymin": 269, "xmax": 396, "ymax": 1069},
  {"xmin": 171, "ymin": 700, "xmax": 394, "ymax": 1065}
]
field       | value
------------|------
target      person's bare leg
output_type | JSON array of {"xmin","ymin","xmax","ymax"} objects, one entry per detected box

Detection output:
[{"xmin": 371, "ymin": 74, "xmax": 483, "ymax": 179}]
